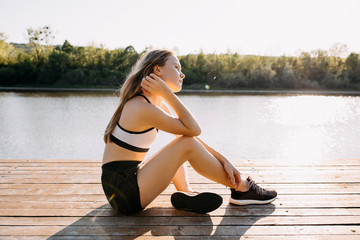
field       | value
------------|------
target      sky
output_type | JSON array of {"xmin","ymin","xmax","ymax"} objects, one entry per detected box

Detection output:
[{"xmin": 1, "ymin": 0, "xmax": 360, "ymax": 56}]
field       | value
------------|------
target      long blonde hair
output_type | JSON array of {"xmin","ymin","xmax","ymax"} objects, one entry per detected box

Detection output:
[{"xmin": 104, "ymin": 49, "xmax": 174, "ymax": 143}]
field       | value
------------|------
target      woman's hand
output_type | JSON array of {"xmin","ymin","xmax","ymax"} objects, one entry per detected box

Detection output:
[
  {"xmin": 141, "ymin": 73, "xmax": 171, "ymax": 97},
  {"xmin": 222, "ymin": 160, "xmax": 242, "ymax": 190}
]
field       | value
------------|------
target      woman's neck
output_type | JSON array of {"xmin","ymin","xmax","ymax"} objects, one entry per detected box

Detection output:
[{"xmin": 141, "ymin": 93, "xmax": 163, "ymax": 107}]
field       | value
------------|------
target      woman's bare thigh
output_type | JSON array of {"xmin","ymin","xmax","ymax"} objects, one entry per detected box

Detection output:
[{"xmin": 137, "ymin": 136, "xmax": 193, "ymax": 208}]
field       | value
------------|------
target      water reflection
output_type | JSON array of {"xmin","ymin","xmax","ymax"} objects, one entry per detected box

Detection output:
[
  {"xmin": 265, "ymin": 96, "xmax": 360, "ymax": 163},
  {"xmin": 268, "ymin": 96, "xmax": 352, "ymax": 126},
  {"xmin": 0, "ymin": 92, "xmax": 359, "ymax": 163}
]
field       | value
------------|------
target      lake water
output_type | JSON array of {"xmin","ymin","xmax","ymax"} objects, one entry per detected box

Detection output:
[{"xmin": 1, "ymin": 91, "xmax": 360, "ymax": 164}]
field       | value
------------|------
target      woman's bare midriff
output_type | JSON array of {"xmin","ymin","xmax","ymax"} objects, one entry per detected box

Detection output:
[{"xmin": 102, "ymin": 142, "xmax": 147, "ymax": 165}]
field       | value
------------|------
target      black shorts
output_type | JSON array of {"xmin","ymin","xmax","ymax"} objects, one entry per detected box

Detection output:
[{"xmin": 101, "ymin": 161, "xmax": 144, "ymax": 215}]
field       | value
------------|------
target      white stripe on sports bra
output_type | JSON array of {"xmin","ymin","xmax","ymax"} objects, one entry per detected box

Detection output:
[{"xmin": 110, "ymin": 94, "xmax": 158, "ymax": 152}]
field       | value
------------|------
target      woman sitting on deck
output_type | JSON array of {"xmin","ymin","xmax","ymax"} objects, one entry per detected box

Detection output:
[{"xmin": 102, "ymin": 49, "xmax": 277, "ymax": 215}]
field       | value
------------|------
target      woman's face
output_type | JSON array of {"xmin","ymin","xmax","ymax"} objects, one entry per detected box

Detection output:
[{"xmin": 157, "ymin": 55, "xmax": 185, "ymax": 92}]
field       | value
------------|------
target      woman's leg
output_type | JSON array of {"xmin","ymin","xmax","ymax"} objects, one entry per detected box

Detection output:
[
  {"xmin": 172, "ymin": 163, "xmax": 193, "ymax": 192},
  {"xmin": 137, "ymin": 136, "xmax": 243, "ymax": 208}
]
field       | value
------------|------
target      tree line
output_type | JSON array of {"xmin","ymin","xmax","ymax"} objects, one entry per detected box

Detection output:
[{"xmin": 1, "ymin": 26, "xmax": 360, "ymax": 90}]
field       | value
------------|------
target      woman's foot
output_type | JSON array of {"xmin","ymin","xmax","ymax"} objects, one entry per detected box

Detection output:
[
  {"xmin": 171, "ymin": 191, "xmax": 223, "ymax": 214},
  {"xmin": 229, "ymin": 177, "xmax": 277, "ymax": 205}
]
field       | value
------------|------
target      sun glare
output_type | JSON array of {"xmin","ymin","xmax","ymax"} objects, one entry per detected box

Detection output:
[
  {"xmin": 267, "ymin": 96, "xmax": 351, "ymax": 163},
  {"xmin": 269, "ymin": 96, "xmax": 350, "ymax": 127}
]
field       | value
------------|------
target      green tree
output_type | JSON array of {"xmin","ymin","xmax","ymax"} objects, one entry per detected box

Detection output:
[
  {"xmin": 345, "ymin": 53, "xmax": 360, "ymax": 88},
  {"xmin": 0, "ymin": 33, "xmax": 16, "ymax": 66},
  {"xmin": 46, "ymin": 50, "xmax": 72, "ymax": 81},
  {"xmin": 13, "ymin": 54, "xmax": 37, "ymax": 84},
  {"xmin": 61, "ymin": 40, "xmax": 74, "ymax": 53}
]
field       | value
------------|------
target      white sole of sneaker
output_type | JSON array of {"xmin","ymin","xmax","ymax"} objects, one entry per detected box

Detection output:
[{"xmin": 229, "ymin": 197, "xmax": 277, "ymax": 205}]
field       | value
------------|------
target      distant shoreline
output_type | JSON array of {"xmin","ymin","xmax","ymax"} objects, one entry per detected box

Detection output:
[{"xmin": 1, "ymin": 86, "xmax": 360, "ymax": 96}]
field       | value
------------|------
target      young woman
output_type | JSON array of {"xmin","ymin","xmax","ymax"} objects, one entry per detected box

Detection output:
[{"xmin": 102, "ymin": 49, "xmax": 277, "ymax": 215}]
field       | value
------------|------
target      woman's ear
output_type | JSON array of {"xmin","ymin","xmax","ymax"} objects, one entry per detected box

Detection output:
[{"xmin": 153, "ymin": 66, "xmax": 162, "ymax": 76}]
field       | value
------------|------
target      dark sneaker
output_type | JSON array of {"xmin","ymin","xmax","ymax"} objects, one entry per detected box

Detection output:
[
  {"xmin": 229, "ymin": 177, "xmax": 277, "ymax": 205},
  {"xmin": 171, "ymin": 191, "xmax": 223, "ymax": 214}
]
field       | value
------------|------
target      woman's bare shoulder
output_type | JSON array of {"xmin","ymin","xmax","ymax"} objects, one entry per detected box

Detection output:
[
  {"xmin": 121, "ymin": 95, "xmax": 161, "ymax": 124},
  {"xmin": 124, "ymin": 95, "xmax": 153, "ymax": 111}
]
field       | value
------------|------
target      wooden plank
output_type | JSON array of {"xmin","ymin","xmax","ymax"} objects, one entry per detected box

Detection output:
[
  {"xmin": 0, "ymin": 159, "xmax": 100, "ymax": 163},
  {"xmin": 0, "ymin": 201, "xmax": 359, "ymax": 210},
  {"xmin": 1, "ymin": 235, "xmax": 360, "ymax": 240},
  {"xmin": 0, "ymin": 170, "xmax": 101, "ymax": 175},
  {"xmin": 1, "ymin": 185, "xmax": 359, "ymax": 195},
  {"xmin": 1, "ymin": 158, "xmax": 360, "ymax": 166},
  {"xmin": 2, "ymin": 207, "xmax": 360, "ymax": 217},
  {"xmin": 0, "ymin": 193, "xmax": 359, "ymax": 205},
  {"xmin": 0, "ymin": 162, "xmax": 101, "ymax": 167},
  {"xmin": 2, "ymin": 166, "xmax": 358, "ymax": 174},
  {"xmin": 1, "ymin": 192, "xmax": 360, "ymax": 202},
  {"xmin": 2, "ymin": 173, "xmax": 359, "ymax": 184},
  {"xmin": 1, "ymin": 183, "xmax": 359, "ymax": 194},
  {"xmin": 3, "ymin": 168, "xmax": 360, "ymax": 176},
  {"xmin": 0, "ymin": 157, "xmax": 355, "ymax": 163},
  {"xmin": 2, "ymin": 165, "xmax": 360, "ymax": 170},
  {"xmin": 1, "ymin": 216, "xmax": 360, "ymax": 226},
  {"xmin": 2, "ymin": 166, "xmax": 360, "ymax": 176},
  {"xmin": 1, "ymin": 164, "xmax": 360, "ymax": 171},
  {"xmin": 0, "ymin": 225, "xmax": 359, "ymax": 236}
]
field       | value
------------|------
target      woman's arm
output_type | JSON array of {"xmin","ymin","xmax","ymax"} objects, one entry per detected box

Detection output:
[
  {"xmin": 195, "ymin": 137, "xmax": 245, "ymax": 190},
  {"xmin": 140, "ymin": 74, "xmax": 201, "ymax": 136},
  {"xmin": 162, "ymin": 91, "xmax": 201, "ymax": 136},
  {"xmin": 160, "ymin": 101, "xmax": 244, "ymax": 191}
]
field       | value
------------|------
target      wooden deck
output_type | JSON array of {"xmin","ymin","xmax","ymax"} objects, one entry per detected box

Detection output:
[{"xmin": 0, "ymin": 158, "xmax": 359, "ymax": 239}]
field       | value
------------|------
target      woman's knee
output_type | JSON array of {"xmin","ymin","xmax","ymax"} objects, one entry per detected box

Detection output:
[
  {"xmin": 174, "ymin": 136, "xmax": 201, "ymax": 155},
  {"xmin": 174, "ymin": 135, "xmax": 196, "ymax": 144}
]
